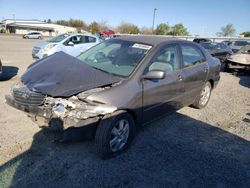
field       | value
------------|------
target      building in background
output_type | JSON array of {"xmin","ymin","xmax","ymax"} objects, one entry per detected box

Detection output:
[{"xmin": 0, "ymin": 19, "xmax": 89, "ymax": 36}]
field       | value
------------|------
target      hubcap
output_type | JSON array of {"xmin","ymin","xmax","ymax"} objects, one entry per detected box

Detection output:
[
  {"xmin": 109, "ymin": 119, "xmax": 130, "ymax": 152},
  {"xmin": 200, "ymin": 84, "xmax": 211, "ymax": 106}
]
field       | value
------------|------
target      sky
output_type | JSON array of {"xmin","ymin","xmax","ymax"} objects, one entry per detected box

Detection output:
[{"xmin": 0, "ymin": 0, "xmax": 249, "ymax": 36}]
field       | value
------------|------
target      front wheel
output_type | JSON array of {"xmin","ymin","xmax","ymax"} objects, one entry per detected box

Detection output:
[
  {"xmin": 95, "ymin": 111, "xmax": 136, "ymax": 158},
  {"xmin": 192, "ymin": 82, "xmax": 212, "ymax": 109}
]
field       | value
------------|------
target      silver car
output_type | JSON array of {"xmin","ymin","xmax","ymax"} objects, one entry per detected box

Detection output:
[
  {"xmin": 32, "ymin": 33, "xmax": 100, "ymax": 60},
  {"xmin": 23, "ymin": 32, "xmax": 43, "ymax": 39}
]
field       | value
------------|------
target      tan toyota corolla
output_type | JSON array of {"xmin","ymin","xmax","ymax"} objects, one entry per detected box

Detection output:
[{"xmin": 6, "ymin": 36, "xmax": 220, "ymax": 158}]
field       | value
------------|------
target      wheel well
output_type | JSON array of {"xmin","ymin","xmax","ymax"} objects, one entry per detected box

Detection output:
[
  {"xmin": 123, "ymin": 109, "xmax": 137, "ymax": 124},
  {"xmin": 208, "ymin": 79, "xmax": 214, "ymax": 89}
]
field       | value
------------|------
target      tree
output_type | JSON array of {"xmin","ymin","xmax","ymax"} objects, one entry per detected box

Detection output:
[
  {"xmin": 89, "ymin": 21, "xmax": 100, "ymax": 34},
  {"xmin": 240, "ymin": 31, "xmax": 250, "ymax": 37},
  {"xmin": 155, "ymin": 23, "xmax": 170, "ymax": 35},
  {"xmin": 56, "ymin": 20, "xmax": 69, "ymax": 26},
  {"xmin": 47, "ymin": 19, "xmax": 52, "ymax": 23},
  {"xmin": 140, "ymin": 27, "xmax": 153, "ymax": 35},
  {"xmin": 216, "ymin": 23, "xmax": 236, "ymax": 36},
  {"xmin": 169, "ymin": 23, "xmax": 189, "ymax": 36},
  {"xmin": 97, "ymin": 21, "xmax": 109, "ymax": 32},
  {"xmin": 68, "ymin": 18, "xmax": 88, "ymax": 30},
  {"xmin": 116, "ymin": 22, "xmax": 140, "ymax": 34}
]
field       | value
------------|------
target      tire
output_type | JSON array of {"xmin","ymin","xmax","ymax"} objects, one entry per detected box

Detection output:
[
  {"xmin": 192, "ymin": 81, "xmax": 212, "ymax": 109},
  {"xmin": 38, "ymin": 36, "xmax": 41, "ymax": 39},
  {"xmin": 224, "ymin": 60, "xmax": 229, "ymax": 72},
  {"xmin": 95, "ymin": 110, "xmax": 136, "ymax": 159}
]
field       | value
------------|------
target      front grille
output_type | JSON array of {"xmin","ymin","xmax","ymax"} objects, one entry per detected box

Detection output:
[{"xmin": 13, "ymin": 87, "xmax": 45, "ymax": 106}]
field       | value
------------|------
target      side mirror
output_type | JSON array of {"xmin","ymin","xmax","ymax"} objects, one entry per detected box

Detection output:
[
  {"xmin": 68, "ymin": 41, "xmax": 74, "ymax": 46},
  {"xmin": 142, "ymin": 70, "xmax": 165, "ymax": 80}
]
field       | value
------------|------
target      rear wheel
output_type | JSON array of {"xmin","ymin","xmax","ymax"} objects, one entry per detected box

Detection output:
[
  {"xmin": 95, "ymin": 111, "xmax": 135, "ymax": 159},
  {"xmin": 192, "ymin": 82, "xmax": 212, "ymax": 109}
]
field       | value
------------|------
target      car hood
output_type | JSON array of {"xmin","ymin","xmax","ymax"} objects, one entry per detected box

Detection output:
[
  {"xmin": 33, "ymin": 41, "xmax": 55, "ymax": 49},
  {"xmin": 21, "ymin": 52, "xmax": 122, "ymax": 97},
  {"xmin": 228, "ymin": 53, "xmax": 250, "ymax": 65}
]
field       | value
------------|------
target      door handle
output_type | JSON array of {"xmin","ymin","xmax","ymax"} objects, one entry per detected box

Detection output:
[{"xmin": 178, "ymin": 75, "xmax": 182, "ymax": 81}]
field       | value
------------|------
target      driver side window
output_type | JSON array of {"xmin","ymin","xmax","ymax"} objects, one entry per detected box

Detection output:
[
  {"xmin": 146, "ymin": 45, "xmax": 180, "ymax": 74},
  {"xmin": 69, "ymin": 36, "xmax": 82, "ymax": 45}
]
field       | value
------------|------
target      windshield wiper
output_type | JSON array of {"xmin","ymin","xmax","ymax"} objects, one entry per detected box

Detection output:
[{"xmin": 92, "ymin": 67, "xmax": 122, "ymax": 78}]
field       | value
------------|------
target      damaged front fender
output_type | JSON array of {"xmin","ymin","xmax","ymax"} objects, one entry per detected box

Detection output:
[{"xmin": 44, "ymin": 93, "xmax": 117, "ymax": 129}]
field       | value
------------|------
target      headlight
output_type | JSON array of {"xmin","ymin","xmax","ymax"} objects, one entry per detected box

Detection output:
[{"xmin": 43, "ymin": 44, "xmax": 57, "ymax": 51}]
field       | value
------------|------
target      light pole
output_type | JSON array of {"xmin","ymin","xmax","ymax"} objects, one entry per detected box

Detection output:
[
  {"xmin": 152, "ymin": 8, "xmax": 157, "ymax": 33},
  {"xmin": 13, "ymin": 14, "xmax": 15, "ymax": 23}
]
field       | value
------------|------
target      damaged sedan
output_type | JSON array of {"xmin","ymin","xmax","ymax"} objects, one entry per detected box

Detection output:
[
  {"xmin": 5, "ymin": 36, "xmax": 220, "ymax": 158},
  {"xmin": 226, "ymin": 45, "xmax": 250, "ymax": 73}
]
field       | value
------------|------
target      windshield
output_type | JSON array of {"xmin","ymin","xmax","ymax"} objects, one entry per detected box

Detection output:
[
  {"xmin": 231, "ymin": 41, "xmax": 248, "ymax": 46},
  {"xmin": 238, "ymin": 45, "xmax": 250, "ymax": 54},
  {"xmin": 48, "ymin": 34, "xmax": 70, "ymax": 43},
  {"xmin": 78, "ymin": 39, "xmax": 152, "ymax": 77},
  {"xmin": 200, "ymin": 42, "xmax": 215, "ymax": 50}
]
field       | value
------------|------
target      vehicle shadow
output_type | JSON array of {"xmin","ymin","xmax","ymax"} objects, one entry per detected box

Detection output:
[
  {"xmin": 0, "ymin": 112, "xmax": 250, "ymax": 187},
  {"xmin": 0, "ymin": 66, "xmax": 19, "ymax": 81},
  {"xmin": 238, "ymin": 74, "xmax": 250, "ymax": 88}
]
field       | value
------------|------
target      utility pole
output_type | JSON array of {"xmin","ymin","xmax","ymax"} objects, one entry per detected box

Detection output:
[
  {"xmin": 13, "ymin": 14, "xmax": 15, "ymax": 23},
  {"xmin": 152, "ymin": 8, "xmax": 157, "ymax": 33}
]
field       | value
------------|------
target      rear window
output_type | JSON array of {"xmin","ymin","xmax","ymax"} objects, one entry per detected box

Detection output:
[
  {"xmin": 87, "ymin": 36, "xmax": 96, "ymax": 43},
  {"xmin": 233, "ymin": 41, "xmax": 248, "ymax": 46}
]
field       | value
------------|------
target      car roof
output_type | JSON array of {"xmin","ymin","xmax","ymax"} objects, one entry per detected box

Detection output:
[
  {"xmin": 116, "ymin": 35, "xmax": 182, "ymax": 46},
  {"xmin": 67, "ymin": 33, "xmax": 97, "ymax": 38}
]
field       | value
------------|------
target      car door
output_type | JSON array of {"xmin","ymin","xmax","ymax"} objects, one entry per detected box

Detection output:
[
  {"xmin": 63, "ymin": 35, "xmax": 83, "ymax": 57},
  {"xmin": 29, "ymin": 33, "xmax": 34, "ymax": 39},
  {"xmin": 180, "ymin": 44, "xmax": 209, "ymax": 106},
  {"xmin": 78, "ymin": 36, "xmax": 97, "ymax": 53},
  {"xmin": 142, "ymin": 44, "xmax": 184, "ymax": 123}
]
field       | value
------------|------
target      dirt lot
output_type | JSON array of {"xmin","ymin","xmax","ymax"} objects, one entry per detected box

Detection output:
[{"xmin": 0, "ymin": 35, "xmax": 250, "ymax": 187}]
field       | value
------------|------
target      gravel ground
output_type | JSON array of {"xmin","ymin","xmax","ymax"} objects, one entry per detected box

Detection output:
[{"xmin": 0, "ymin": 35, "xmax": 250, "ymax": 188}]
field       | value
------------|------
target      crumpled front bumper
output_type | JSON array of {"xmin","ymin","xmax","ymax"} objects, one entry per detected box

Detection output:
[
  {"xmin": 5, "ymin": 94, "xmax": 52, "ymax": 118},
  {"xmin": 5, "ymin": 95, "xmax": 100, "ymax": 130}
]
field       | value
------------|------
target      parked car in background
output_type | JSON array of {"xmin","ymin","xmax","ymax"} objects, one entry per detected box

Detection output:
[
  {"xmin": 100, "ymin": 29, "xmax": 115, "ymax": 40},
  {"xmin": 32, "ymin": 33, "xmax": 100, "ymax": 60},
  {"xmin": 193, "ymin": 38, "xmax": 212, "ymax": 43},
  {"xmin": 226, "ymin": 45, "xmax": 250, "ymax": 73},
  {"xmin": 199, "ymin": 42, "xmax": 232, "ymax": 62},
  {"xmin": 222, "ymin": 40, "xmax": 231, "ymax": 46},
  {"xmin": 6, "ymin": 36, "xmax": 220, "ymax": 158},
  {"xmin": 228, "ymin": 40, "xmax": 249, "ymax": 53},
  {"xmin": 23, "ymin": 32, "xmax": 43, "ymax": 39},
  {"xmin": 0, "ymin": 59, "xmax": 2, "ymax": 76}
]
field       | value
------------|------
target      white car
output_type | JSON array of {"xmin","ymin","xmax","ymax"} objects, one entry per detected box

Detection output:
[{"xmin": 32, "ymin": 33, "xmax": 100, "ymax": 59}]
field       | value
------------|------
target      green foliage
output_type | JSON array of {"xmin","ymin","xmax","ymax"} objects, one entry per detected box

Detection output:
[
  {"xmin": 55, "ymin": 18, "xmax": 88, "ymax": 30},
  {"xmin": 170, "ymin": 23, "xmax": 189, "ymax": 36},
  {"xmin": 47, "ymin": 19, "xmax": 52, "ymax": 23},
  {"xmin": 117, "ymin": 22, "xmax": 140, "ymax": 34},
  {"xmin": 240, "ymin": 31, "xmax": 250, "ymax": 37},
  {"xmin": 89, "ymin": 21, "xmax": 100, "ymax": 34},
  {"xmin": 155, "ymin": 23, "xmax": 188, "ymax": 36},
  {"xmin": 140, "ymin": 27, "xmax": 152, "ymax": 34},
  {"xmin": 155, "ymin": 23, "xmax": 170, "ymax": 35},
  {"xmin": 216, "ymin": 23, "xmax": 236, "ymax": 36}
]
